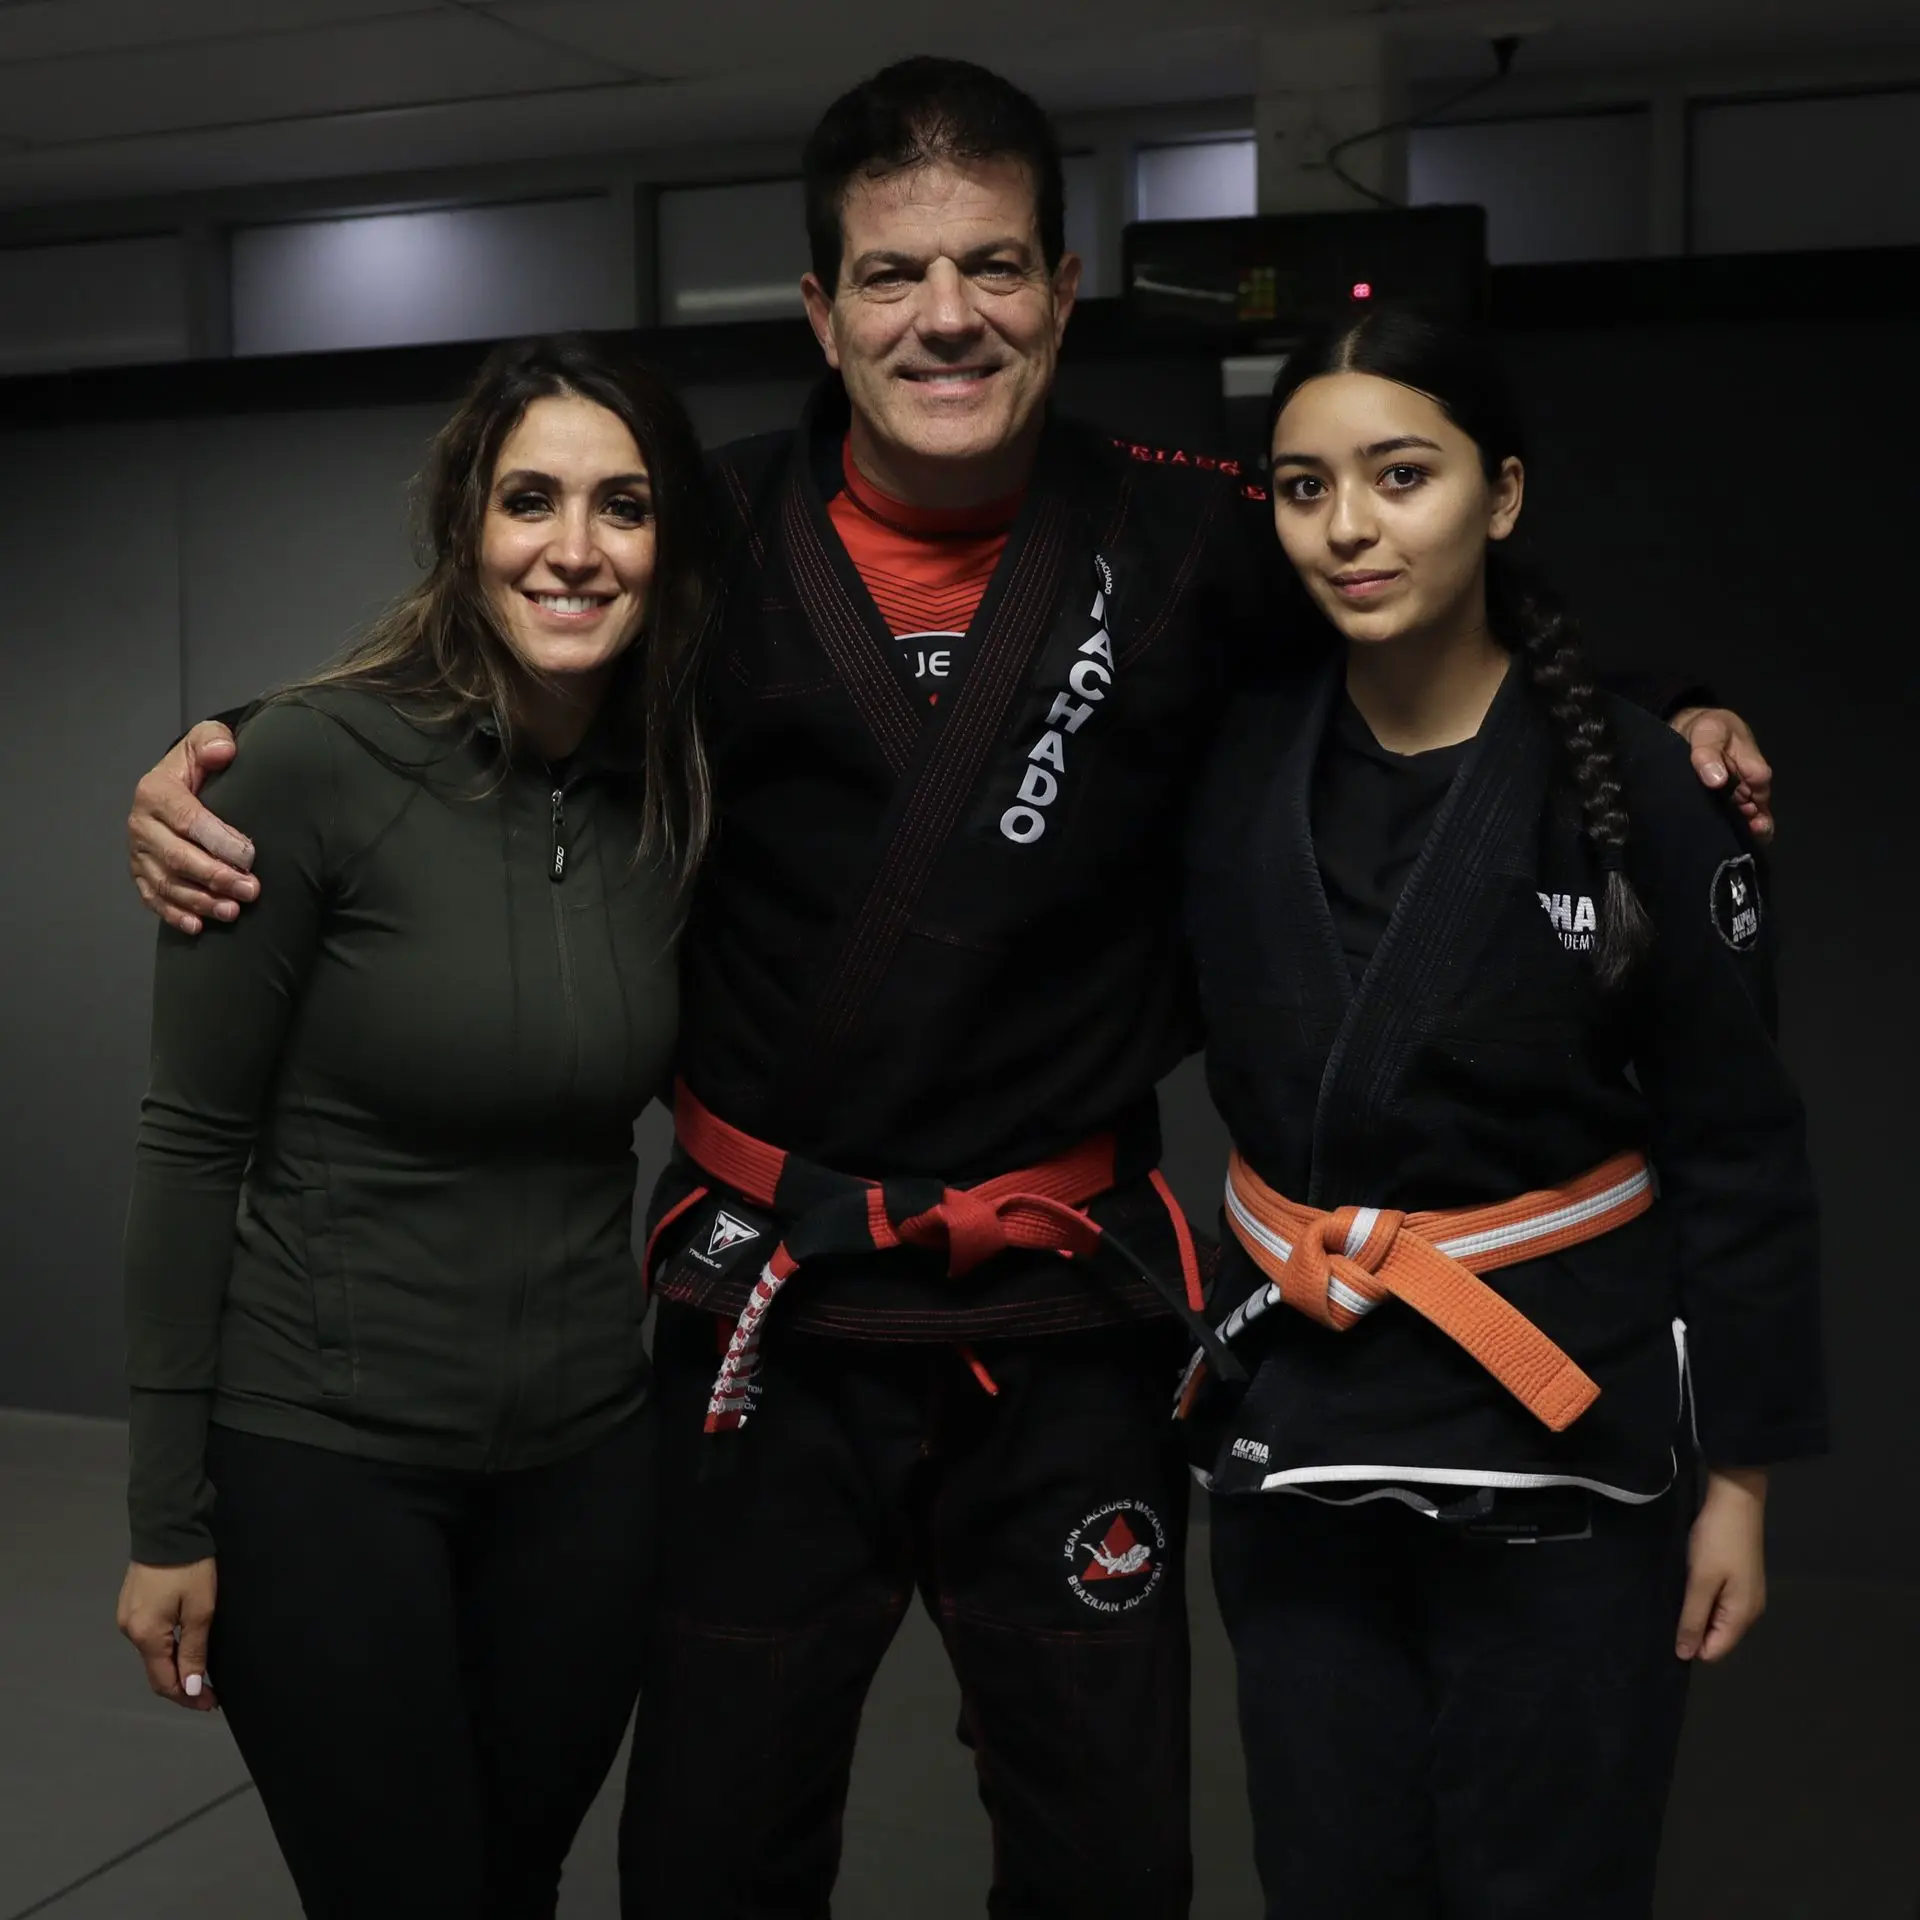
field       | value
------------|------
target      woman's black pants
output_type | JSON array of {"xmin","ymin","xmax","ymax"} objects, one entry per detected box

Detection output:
[
  {"xmin": 205, "ymin": 1412, "xmax": 656, "ymax": 1919},
  {"xmin": 1211, "ymin": 1482, "xmax": 1693, "ymax": 1920}
]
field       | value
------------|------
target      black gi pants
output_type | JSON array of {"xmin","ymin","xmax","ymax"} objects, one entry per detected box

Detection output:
[
  {"xmin": 1211, "ymin": 1483, "xmax": 1693, "ymax": 1920},
  {"xmin": 620, "ymin": 1303, "xmax": 1194, "ymax": 1919},
  {"xmin": 205, "ymin": 1414, "xmax": 657, "ymax": 1920}
]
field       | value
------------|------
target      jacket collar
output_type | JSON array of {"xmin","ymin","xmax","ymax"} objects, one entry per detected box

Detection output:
[{"xmin": 1251, "ymin": 658, "xmax": 1555, "ymax": 1205}]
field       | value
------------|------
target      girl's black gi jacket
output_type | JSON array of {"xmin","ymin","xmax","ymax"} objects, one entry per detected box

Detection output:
[{"xmin": 1186, "ymin": 661, "xmax": 1824, "ymax": 1501}]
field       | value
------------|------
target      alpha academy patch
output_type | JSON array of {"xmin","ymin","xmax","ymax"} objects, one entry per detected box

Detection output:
[
  {"xmin": 1063, "ymin": 1500, "xmax": 1168, "ymax": 1614},
  {"xmin": 1710, "ymin": 852, "xmax": 1763, "ymax": 951}
]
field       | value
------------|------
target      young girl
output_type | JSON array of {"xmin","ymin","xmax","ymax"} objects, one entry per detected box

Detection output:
[{"xmin": 1182, "ymin": 309, "xmax": 1823, "ymax": 1918}]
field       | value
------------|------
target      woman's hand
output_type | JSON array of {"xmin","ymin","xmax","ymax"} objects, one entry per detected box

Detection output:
[
  {"xmin": 129, "ymin": 721, "xmax": 258, "ymax": 935},
  {"xmin": 117, "ymin": 1558, "xmax": 220, "ymax": 1710},
  {"xmin": 1675, "ymin": 1466, "xmax": 1768, "ymax": 1663}
]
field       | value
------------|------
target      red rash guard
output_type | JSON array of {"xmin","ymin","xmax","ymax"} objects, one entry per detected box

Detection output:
[{"xmin": 826, "ymin": 438, "xmax": 1024, "ymax": 705}]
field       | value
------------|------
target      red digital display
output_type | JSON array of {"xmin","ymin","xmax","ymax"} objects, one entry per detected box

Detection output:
[{"xmin": 1351, "ymin": 280, "xmax": 1374, "ymax": 300}]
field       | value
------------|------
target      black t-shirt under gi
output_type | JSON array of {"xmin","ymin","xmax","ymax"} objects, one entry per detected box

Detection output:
[{"xmin": 1310, "ymin": 691, "xmax": 1471, "ymax": 986}]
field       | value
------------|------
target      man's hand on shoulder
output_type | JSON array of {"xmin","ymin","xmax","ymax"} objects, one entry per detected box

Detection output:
[
  {"xmin": 129, "ymin": 721, "xmax": 259, "ymax": 934},
  {"xmin": 1670, "ymin": 706, "xmax": 1774, "ymax": 846}
]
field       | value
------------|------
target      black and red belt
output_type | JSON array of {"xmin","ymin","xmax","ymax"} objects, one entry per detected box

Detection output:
[{"xmin": 649, "ymin": 1081, "xmax": 1245, "ymax": 1434}]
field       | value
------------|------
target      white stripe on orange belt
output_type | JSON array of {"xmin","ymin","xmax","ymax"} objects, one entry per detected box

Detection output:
[{"xmin": 1219, "ymin": 1153, "xmax": 1653, "ymax": 1432}]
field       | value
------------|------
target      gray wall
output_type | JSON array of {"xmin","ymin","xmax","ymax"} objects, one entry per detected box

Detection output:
[
  {"xmin": 1, "ymin": 323, "xmax": 1912, "ymax": 1586},
  {"xmin": 0, "ymin": 424, "xmax": 181, "ymax": 1418},
  {"xmin": 0, "ymin": 378, "xmax": 814, "ymax": 1431},
  {"xmin": 1502, "ymin": 318, "xmax": 1920, "ymax": 1587}
]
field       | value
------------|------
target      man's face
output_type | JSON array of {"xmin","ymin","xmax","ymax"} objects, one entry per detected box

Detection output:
[{"xmin": 802, "ymin": 154, "xmax": 1080, "ymax": 504}]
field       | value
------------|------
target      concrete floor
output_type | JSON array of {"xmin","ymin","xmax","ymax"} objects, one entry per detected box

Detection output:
[{"xmin": 2, "ymin": 1409, "xmax": 1915, "ymax": 1919}]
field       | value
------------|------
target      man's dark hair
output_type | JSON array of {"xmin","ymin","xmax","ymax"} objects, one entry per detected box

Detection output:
[{"xmin": 802, "ymin": 56, "xmax": 1066, "ymax": 290}]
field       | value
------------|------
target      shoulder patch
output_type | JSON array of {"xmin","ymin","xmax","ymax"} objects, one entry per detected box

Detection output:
[{"xmin": 1710, "ymin": 852, "xmax": 1763, "ymax": 951}]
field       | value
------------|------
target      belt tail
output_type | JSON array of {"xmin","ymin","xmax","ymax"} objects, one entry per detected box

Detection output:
[
  {"xmin": 1097, "ymin": 1222, "xmax": 1246, "ymax": 1384},
  {"xmin": 1386, "ymin": 1237, "xmax": 1601, "ymax": 1432},
  {"xmin": 702, "ymin": 1247, "xmax": 798, "ymax": 1435}
]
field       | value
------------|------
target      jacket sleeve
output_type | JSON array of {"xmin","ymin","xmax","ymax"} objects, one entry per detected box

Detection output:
[
  {"xmin": 1622, "ymin": 720, "xmax": 1824, "ymax": 1467},
  {"xmin": 123, "ymin": 699, "xmax": 338, "ymax": 1563}
]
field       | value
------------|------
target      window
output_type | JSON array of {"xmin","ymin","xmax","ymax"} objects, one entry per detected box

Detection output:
[
  {"xmin": 1134, "ymin": 138, "xmax": 1258, "ymax": 223},
  {"xmin": 1691, "ymin": 89, "xmax": 1920, "ymax": 254},
  {"xmin": 1408, "ymin": 112, "xmax": 1649, "ymax": 264},
  {"xmin": 1062, "ymin": 152, "xmax": 1107, "ymax": 297},
  {"xmin": 657, "ymin": 179, "xmax": 808, "ymax": 326},
  {"xmin": 230, "ymin": 198, "xmax": 625, "ymax": 357},
  {"xmin": 0, "ymin": 235, "xmax": 189, "ymax": 375}
]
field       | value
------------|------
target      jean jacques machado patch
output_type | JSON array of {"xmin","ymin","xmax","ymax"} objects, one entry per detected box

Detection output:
[{"xmin": 1063, "ymin": 1499, "xmax": 1167, "ymax": 1613}]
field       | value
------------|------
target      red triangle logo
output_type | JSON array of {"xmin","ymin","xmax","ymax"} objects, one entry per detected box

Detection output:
[{"xmin": 1081, "ymin": 1513, "xmax": 1149, "ymax": 1582}]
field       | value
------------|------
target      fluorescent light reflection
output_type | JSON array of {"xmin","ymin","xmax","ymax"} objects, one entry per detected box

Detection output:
[{"xmin": 232, "ymin": 198, "xmax": 621, "ymax": 357}]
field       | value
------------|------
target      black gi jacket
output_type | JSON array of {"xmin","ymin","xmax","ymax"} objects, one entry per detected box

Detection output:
[
  {"xmin": 1186, "ymin": 661, "xmax": 1824, "ymax": 1500},
  {"xmin": 651, "ymin": 381, "xmax": 1278, "ymax": 1337}
]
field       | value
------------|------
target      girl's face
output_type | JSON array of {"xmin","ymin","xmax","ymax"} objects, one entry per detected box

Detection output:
[
  {"xmin": 479, "ymin": 392, "xmax": 656, "ymax": 691},
  {"xmin": 1269, "ymin": 371, "xmax": 1523, "ymax": 649}
]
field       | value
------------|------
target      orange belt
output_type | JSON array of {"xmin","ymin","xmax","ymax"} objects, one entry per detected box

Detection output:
[
  {"xmin": 1195, "ymin": 1151, "xmax": 1655, "ymax": 1432},
  {"xmin": 664, "ymin": 1083, "xmax": 1229, "ymax": 1435}
]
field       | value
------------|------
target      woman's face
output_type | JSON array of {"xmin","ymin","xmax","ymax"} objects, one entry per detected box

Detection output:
[
  {"xmin": 479, "ymin": 392, "xmax": 655, "ymax": 689},
  {"xmin": 1269, "ymin": 371, "xmax": 1522, "ymax": 649}
]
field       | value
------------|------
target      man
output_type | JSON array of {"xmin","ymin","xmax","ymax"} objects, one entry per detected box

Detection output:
[{"xmin": 127, "ymin": 58, "xmax": 1772, "ymax": 1918}]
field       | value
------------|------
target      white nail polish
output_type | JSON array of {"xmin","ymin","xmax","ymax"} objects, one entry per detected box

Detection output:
[{"xmin": 184, "ymin": 1673, "xmax": 203, "ymax": 1698}]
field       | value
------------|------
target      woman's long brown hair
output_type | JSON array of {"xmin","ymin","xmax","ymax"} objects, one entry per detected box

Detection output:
[{"xmin": 296, "ymin": 333, "xmax": 717, "ymax": 896}]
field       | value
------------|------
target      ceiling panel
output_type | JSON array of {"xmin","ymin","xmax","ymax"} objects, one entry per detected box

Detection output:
[
  {"xmin": 0, "ymin": 8, "xmax": 632, "ymax": 147},
  {"xmin": 0, "ymin": 0, "xmax": 435, "ymax": 66},
  {"xmin": 1497, "ymin": 7, "xmax": 1920, "ymax": 74},
  {"xmin": 0, "ymin": 0, "xmax": 1917, "ymax": 211},
  {"xmin": 0, "ymin": 74, "xmax": 763, "ymax": 206},
  {"xmin": 1396, "ymin": 0, "xmax": 1920, "ymax": 73},
  {"xmin": 480, "ymin": 0, "xmax": 1271, "ymax": 79}
]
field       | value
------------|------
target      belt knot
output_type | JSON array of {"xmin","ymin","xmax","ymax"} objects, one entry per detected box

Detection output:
[
  {"xmin": 1284, "ymin": 1205, "xmax": 1407, "ymax": 1329},
  {"xmin": 901, "ymin": 1188, "xmax": 1010, "ymax": 1276}
]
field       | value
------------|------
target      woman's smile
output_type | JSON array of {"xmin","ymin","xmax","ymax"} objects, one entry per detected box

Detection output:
[{"xmin": 521, "ymin": 589, "xmax": 619, "ymax": 624}]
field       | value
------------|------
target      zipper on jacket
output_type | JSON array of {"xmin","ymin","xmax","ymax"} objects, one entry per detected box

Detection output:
[
  {"xmin": 546, "ymin": 775, "xmax": 580, "ymax": 1053},
  {"xmin": 492, "ymin": 772, "xmax": 581, "ymax": 1470}
]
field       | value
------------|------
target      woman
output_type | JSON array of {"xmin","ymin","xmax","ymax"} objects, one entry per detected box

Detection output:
[
  {"xmin": 1182, "ymin": 310, "xmax": 1823, "ymax": 1918},
  {"xmin": 116, "ymin": 335, "xmax": 713, "ymax": 1917}
]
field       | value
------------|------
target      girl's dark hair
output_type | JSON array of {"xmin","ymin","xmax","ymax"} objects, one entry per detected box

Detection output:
[
  {"xmin": 297, "ymin": 334, "xmax": 715, "ymax": 895},
  {"xmin": 1267, "ymin": 306, "xmax": 1652, "ymax": 988},
  {"xmin": 802, "ymin": 56, "xmax": 1066, "ymax": 290}
]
